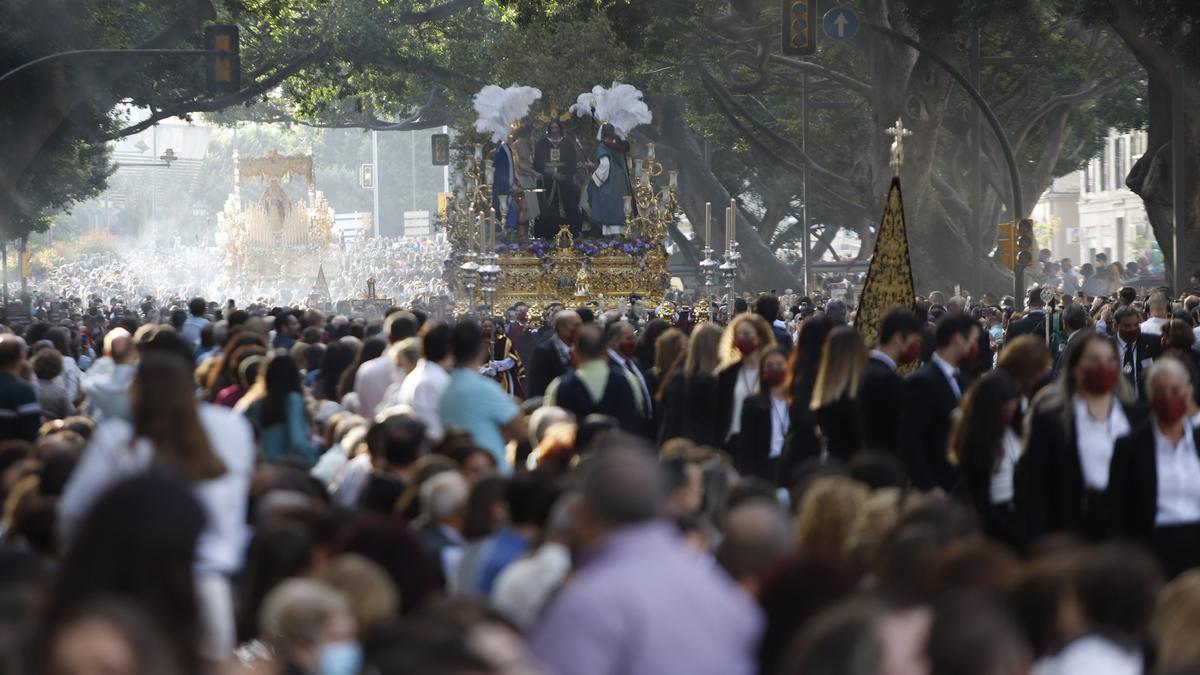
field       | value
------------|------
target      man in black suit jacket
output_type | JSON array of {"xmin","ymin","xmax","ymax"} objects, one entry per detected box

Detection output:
[
  {"xmin": 1113, "ymin": 305, "xmax": 1161, "ymax": 397},
  {"xmin": 898, "ymin": 312, "xmax": 980, "ymax": 491},
  {"xmin": 1052, "ymin": 302, "xmax": 1089, "ymax": 377},
  {"xmin": 859, "ymin": 308, "xmax": 925, "ymax": 454},
  {"xmin": 1005, "ymin": 287, "xmax": 1049, "ymax": 341},
  {"xmin": 526, "ymin": 309, "xmax": 581, "ymax": 398}
]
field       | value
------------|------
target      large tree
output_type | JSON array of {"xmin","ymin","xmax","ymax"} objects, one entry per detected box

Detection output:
[{"xmin": 1063, "ymin": 0, "xmax": 1200, "ymax": 286}]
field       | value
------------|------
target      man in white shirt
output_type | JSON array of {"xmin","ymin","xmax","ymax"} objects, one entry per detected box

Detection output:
[
  {"xmin": 355, "ymin": 310, "xmax": 419, "ymax": 417},
  {"xmin": 1140, "ymin": 291, "xmax": 1170, "ymax": 336},
  {"xmin": 394, "ymin": 323, "xmax": 453, "ymax": 441}
]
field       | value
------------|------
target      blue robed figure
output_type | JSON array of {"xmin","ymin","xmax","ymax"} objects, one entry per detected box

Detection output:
[
  {"xmin": 587, "ymin": 123, "xmax": 633, "ymax": 236},
  {"xmin": 492, "ymin": 142, "xmax": 520, "ymax": 233}
]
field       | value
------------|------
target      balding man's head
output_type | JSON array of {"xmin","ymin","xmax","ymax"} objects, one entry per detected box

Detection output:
[
  {"xmin": 104, "ymin": 327, "xmax": 135, "ymax": 364},
  {"xmin": 0, "ymin": 336, "xmax": 26, "ymax": 372},
  {"xmin": 554, "ymin": 310, "xmax": 582, "ymax": 346},
  {"xmin": 1149, "ymin": 292, "xmax": 1169, "ymax": 318},
  {"xmin": 574, "ymin": 324, "xmax": 607, "ymax": 362}
]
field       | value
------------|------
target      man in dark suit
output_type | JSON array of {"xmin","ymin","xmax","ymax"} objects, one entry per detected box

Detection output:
[
  {"xmin": 605, "ymin": 320, "xmax": 653, "ymax": 424},
  {"xmin": 1005, "ymin": 287, "xmax": 1049, "ymax": 341},
  {"xmin": 526, "ymin": 309, "xmax": 581, "ymax": 399},
  {"xmin": 898, "ymin": 312, "xmax": 980, "ymax": 491},
  {"xmin": 859, "ymin": 308, "xmax": 925, "ymax": 454},
  {"xmin": 1052, "ymin": 303, "xmax": 1089, "ymax": 377},
  {"xmin": 1113, "ymin": 305, "xmax": 1161, "ymax": 397}
]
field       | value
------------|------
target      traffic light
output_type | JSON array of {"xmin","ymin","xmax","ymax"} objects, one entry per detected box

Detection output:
[
  {"xmin": 1014, "ymin": 218, "xmax": 1035, "ymax": 268},
  {"xmin": 205, "ymin": 25, "xmax": 240, "ymax": 93},
  {"xmin": 360, "ymin": 164, "xmax": 375, "ymax": 189},
  {"xmin": 431, "ymin": 134, "xmax": 450, "ymax": 166},
  {"xmin": 782, "ymin": 0, "xmax": 816, "ymax": 56},
  {"xmin": 996, "ymin": 221, "xmax": 1015, "ymax": 269}
]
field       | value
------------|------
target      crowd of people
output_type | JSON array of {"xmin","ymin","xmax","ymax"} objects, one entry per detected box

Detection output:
[
  {"xmin": 4, "ymin": 275, "xmax": 1200, "ymax": 675},
  {"xmin": 30, "ymin": 237, "xmax": 451, "ymax": 316}
]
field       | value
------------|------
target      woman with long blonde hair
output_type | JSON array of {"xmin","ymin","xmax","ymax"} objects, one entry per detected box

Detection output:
[
  {"xmin": 660, "ymin": 323, "xmax": 724, "ymax": 446},
  {"xmin": 808, "ymin": 326, "xmax": 868, "ymax": 461},
  {"xmin": 716, "ymin": 313, "xmax": 776, "ymax": 450}
]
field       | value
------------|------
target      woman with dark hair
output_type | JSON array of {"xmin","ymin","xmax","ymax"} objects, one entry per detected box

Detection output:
[
  {"xmin": 338, "ymin": 338, "xmax": 385, "ymax": 403},
  {"xmin": 43, "ymin": 473, "xmax": 206, "ymax": 674},
  {"xmin": 734, "ymin": 346, "xmax": 793, "ymax": 483},
  {"xmin": 203, "ymin": 332, "xmax": 267, "ymax": 402},
  {"xmin": 234, "ymin": 523, "xmax": 314, "ymax": 643},
  {"xmin": 809, "ymin": 326, "xmax": 868, "ymax": 462},
  {"xmin": 788, "ymin": 316, "xmax": 835, "ymax": 420},
  {"xmin": 635, "ymin": 318, "xmax": 670, "ymax": 374},
  {"xmin": 949, "ymin": 370, "xmax": 1023, "ymax": 547},
  {"xmin": 1159, "ymin": 319, "xmax": 1200, "ymax": 408},
  {"xmin": 316, "ymin": 340, "xmax": 358, "ymax": 402},
  {"xmin": 59, "ymin": 353, "xmax": 256, "ymax": 660},
  {"xmin": 1015, "ymin": 330, "xmax": 1145, "ymax": 542},
  {"xmin": 241, "ymin": 354, "xmax": 319, "ymax": 466}
]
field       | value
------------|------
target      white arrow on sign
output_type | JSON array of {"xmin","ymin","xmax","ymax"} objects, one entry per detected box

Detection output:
[{"xmin": 833, "ymin": 12, "xmax": 848, "ymax": 38}]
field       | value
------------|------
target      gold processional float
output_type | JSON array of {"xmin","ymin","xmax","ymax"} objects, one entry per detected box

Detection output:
[
  {"xmin": 443, "ymin": 81, "xmax": 741, "ymax": 323},
  {"xmin": 216, "ymin": 149, "xmax": 336, "ymax": 288}
]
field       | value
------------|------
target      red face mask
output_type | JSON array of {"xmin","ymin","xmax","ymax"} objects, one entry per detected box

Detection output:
[
  {"xmin": 959, "ymin": 340, "xmax": 981, "ymax": 368},
  {"xmin": 900, "ymin": 341, "xmax": 922, "ymax": 365},
  {"xmin": 618, "ymin": 341, "xmax": 637, "ymax": 358},
  {"xmin": 762, "ymin": 368, "xmax": 787, "ymax": 387},
  {"xmin": 1153, "ymin": 393, "xmax": 1190, "ymax": 425},
  {"xmin": 1080, "ymin": 363, "xmax": 1119, "ymax": 395},
  {"xmin": 734, "ymin": 336, "xmax": 758, "ymax": 355}
]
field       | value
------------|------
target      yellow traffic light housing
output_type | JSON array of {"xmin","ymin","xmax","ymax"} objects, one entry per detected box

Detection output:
[
  {"xmin": 782, "ymin": 0, "xmax": 816, "ymax": 56},
  {"xmin": 205, "ymin": 25, "xmax": 240, "ymax": 93},
  {"xmin": 995, "ymin": 221, "xmax": 1015, "ymax": 270},
  {"xmin": 1015, "ymin": 218, "xmax": 1035, "ymax": 268}
]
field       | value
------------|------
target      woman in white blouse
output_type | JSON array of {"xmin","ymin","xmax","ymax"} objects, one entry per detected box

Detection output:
[
  {"xmin": 59, "ymin": 351, "xmax": 256, "ymax": 661},
  {"xmin": 1015, "ymin": 330, "xmax": 1145, "ymax": 543}
]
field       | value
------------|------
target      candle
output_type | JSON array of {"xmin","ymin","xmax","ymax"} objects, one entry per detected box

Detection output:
[
  {"xmin": 704, "ymin": 202, "xmax": 711, "ymax": 246},
  {"xmin": 647, "ymin": 143, "xmax": 656, "ymax": 161},
  {"xmin": 730, "ymin": 198, "xmax": 737, "ymax": 245},
  {"xmin": 474, "ymin": 144, "xmax": 483, "ymax": 162},
  {"xmin": 634, "ymin": 159, "xmax": 644, "ymax": 178},
  {"xmin": 668, "ymin": 170, "xmax": 678, "ymax": 188},
  {"xmin": 624, "ymin": 195, "xmax": 633, "ymax": 217},
  {"xmin": 725, "ymin": 207, "xmax": 732, "ymax": 250}
]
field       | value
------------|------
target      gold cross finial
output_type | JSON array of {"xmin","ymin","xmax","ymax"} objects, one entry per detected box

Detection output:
[{"xmin": 885, "ymin": 118, "xmax": 912, "ymax": 175}]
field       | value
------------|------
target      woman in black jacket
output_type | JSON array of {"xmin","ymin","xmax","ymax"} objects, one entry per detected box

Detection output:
[
  {"xmin": 715, "ymin": 314, "xmax": 777, "ymax": 451},
  {"xmin": 735, "ymin": 346, "xmax": 793, "ymax": 483},
  {"xmin": 659, "ymin": 323, "xmax": 724, "ymax": 447},
  {"xmin": 1014, "ymin": 330, "xmax": 1145, "ymax": 543},
  {"xmin": 949, "ymin": 370, "xmax": 1023, "ymax": 548},
  {"xmin": 808, "ymin": 326, "xmax": 867, "ymax": 462},
  {"xmin": 1108, "ymin": 355, "xmax": 1200, "ymax": 578}
]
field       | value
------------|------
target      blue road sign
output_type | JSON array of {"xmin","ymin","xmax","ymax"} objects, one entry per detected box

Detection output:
[{"xmin": 823, "ymin": 6, "xmax": 859, "ymax": 41}]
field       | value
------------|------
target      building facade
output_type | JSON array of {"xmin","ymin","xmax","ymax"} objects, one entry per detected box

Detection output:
[{"xmin": 1036, "ymin": 128, "xmax": 1153, "ymax": 267}]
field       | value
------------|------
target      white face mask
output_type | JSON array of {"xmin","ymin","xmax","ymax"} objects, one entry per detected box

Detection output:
[{"xmin": 318, "ymin": 640, "xmax": 362, "ymax": 675}]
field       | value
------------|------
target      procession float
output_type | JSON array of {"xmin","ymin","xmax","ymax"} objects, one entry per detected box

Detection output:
[{"xmin": 443, "ymin": 82, "xmax": 678, "ymax": 319}]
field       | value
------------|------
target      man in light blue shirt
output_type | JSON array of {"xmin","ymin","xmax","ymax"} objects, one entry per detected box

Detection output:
[
  {"xmin": 439, "ymin": 320, "xmax": 526, "ymax": 471},
  {"xmin": 179, "ymin": 297, "xmax": 210, "ymax": 353}
]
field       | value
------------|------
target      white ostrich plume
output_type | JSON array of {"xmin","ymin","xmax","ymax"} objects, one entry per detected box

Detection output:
[{"xmin": 473, "ymin": 84, "xmax": 543, "ymax": 143}]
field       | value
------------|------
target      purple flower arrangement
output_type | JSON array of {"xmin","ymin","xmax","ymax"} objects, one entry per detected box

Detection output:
[{"xmin": 494, "ymin": 237, "xmax": 657, "ymax": 259}]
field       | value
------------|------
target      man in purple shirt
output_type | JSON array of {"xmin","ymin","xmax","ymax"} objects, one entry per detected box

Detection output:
[{"xmin": 529, "ymin": 443, "xmax": 764, "ymax": 675}]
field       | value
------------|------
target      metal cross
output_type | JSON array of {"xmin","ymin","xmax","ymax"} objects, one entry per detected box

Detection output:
[{"xmin": 885, "ymin": 118, "xmax": 912, "ymax": 175}]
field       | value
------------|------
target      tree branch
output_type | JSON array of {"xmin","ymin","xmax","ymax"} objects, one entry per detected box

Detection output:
[
  {"xmin": 396, "ymin": 0, "xmax": 481, "ymax": 24},
  {"xmin": 109, "ymin": 46, "xmax": 331, "ymax": 138},
  {"xmin": 766, "ymin": 54, "xmax": 874, "ymax": 97}
]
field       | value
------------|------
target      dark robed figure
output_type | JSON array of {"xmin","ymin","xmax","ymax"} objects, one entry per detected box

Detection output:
[{"xmin": 532, "ymin": 121, "xmax": 582, "ymax": 238}]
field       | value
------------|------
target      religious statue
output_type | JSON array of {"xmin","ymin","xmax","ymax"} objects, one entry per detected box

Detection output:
[
  {"xmin": 511, "ymin": 124, "xmax": 540, "ymax": 234},
  {"xmin": 473, "ymin": 84, "xmax": 543, "ymax": 242},
  {"xmin": 532, "ymin": 120, "xmax": 582, "ymax": 238},
  {"xmin": 570, "ymin": 82, "xmax": 652, "ymax": 238},
  {"xmin": 587, "ymin": 122, "xmax": 634, "ymax": 237}
]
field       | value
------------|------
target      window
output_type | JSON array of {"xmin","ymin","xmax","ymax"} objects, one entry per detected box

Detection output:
[{"xmin": 1084, "ymin": 161, "xmax": 1094, "ymax": 194}]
